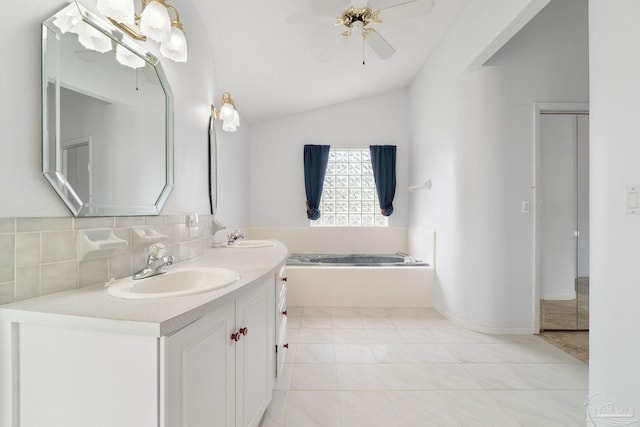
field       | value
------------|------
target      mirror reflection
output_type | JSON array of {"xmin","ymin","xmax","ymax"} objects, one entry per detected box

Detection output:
[{"xmin": 42, "ymin": 2, "xmax": 173, "ymax": 216}]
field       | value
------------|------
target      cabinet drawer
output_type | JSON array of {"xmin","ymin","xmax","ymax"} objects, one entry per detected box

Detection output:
[
  {"xmin": 276, "ymin": 316, "xmax": 287, "ymax": 377},
  {"xmin": 277, "ymin": 281, "xmax": 286, "ymax": 304}
]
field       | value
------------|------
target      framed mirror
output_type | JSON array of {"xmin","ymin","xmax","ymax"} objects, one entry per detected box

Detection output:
[
  {"xmin": 208, "ymin": 115, "xmax": 217, "ymax": 215},
  {"xmin": 42, "ymin": 2, "xmax": 173, "ymax": 216}
]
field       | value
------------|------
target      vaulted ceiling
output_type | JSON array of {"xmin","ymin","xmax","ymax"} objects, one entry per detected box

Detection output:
[{"xmin": 193, "ymin": 0, "xmax": 467, "ymax": 123}]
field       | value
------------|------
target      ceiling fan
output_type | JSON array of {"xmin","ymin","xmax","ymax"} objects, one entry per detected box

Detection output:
[{"xmin": 286, "ymin": 0, "xmax": 435, "ymax": 62}]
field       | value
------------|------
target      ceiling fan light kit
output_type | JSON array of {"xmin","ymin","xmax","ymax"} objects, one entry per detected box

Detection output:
[
  {"xmin": 287, "ymin": 0, "xmax": 434, "ymax": 63},
  {"xmin": 338, "ymin": 7, "xmax": 382, "ymax": 30}
]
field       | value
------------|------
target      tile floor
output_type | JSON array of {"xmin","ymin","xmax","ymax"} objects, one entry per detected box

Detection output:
[{"xmin": 260, "ymin": 307, "xmax": 588, "ymax": 427}]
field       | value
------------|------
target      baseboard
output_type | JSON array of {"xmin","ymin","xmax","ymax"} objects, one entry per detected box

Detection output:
[
  {"xmin": 541, "ymin": 292, "xmax": 577, "ymax": 301},
  {"xmin": 434, "ymin": 302, "xmax": 536, "ymax": 335}
]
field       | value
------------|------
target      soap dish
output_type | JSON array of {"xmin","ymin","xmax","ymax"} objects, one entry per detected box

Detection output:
[
  {"xmin": 77, "ymin": 228, "xmax": 128, "ymax": 262},
  {"xmin": 132, "ymin": 226, "xmax": 169, "ymax": 252}
]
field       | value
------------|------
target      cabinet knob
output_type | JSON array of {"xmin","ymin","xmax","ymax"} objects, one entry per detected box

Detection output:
[
  {"xmin": 283, "ymin": 343, "xmax": 289, "ymax": 349},
  {"xmin": 231, "ymin": 332, "xmax": 240, "ymax": 342},
  {"xmin": 239, "ymin": 327, "xmax": 248, "ymax": 336},
  {"xmin": 282, "ymin": 310, "xmax": 288, "ymax": 316},
  {"xmin": 281, "ymin": 277, "xmax": 288, "ymax": 282}
]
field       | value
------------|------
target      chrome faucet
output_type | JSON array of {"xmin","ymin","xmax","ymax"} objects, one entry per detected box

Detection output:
[
  {"xmin": 227, "ymin": 229, "xmax": 245, "ymax": 245},
  {"xmin": 395, "ymin": 251, "xmax": 417, "ymax": 263},
  {"xmin": 133, "ymin": 243, "xmax": 174, "ymax": 280}
]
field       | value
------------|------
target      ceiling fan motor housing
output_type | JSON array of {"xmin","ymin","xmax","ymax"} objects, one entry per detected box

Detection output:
[{"xmin": 339, "ymin": 7, "xmax": 381, "ymax": 28}]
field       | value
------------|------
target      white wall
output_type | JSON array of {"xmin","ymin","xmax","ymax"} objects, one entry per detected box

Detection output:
[
  {"xmin": 213, "ymin": 121, "xmax": 251, "ymax": 228},
  {"xmin": 247, "ymin": 89, "xmax": 410, "ymax": 253},
  {"xmin": 589, "ymin": 0, "xmax": 640, "ymax": 416},
  {"xmin": 0, "ymin": 0, "xmax": 249, "ymax": 222},
  {"xmin": 408, "ymin": 0, "xmax": 588, "ymax": 332},
  {"xmin": 249, "ymin": 89, "xmax": 410, "ymax": 227}
]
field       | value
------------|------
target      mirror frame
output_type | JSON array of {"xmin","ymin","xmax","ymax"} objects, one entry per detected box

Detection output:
[
  {"xmin": 208, "ymin": 115, "xmax": 217, "ymax": 215},
  {"xmin": 41, "ymin": 2, "xmax": 174, "ymax": 216}
]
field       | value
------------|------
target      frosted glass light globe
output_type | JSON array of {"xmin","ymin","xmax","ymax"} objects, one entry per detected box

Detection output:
[
  {"xmin": 139, "ymin": 1, "xmax": 171, "ymax": 43},
  {"xmin": 116, "ymin": 44, "xmax": 145, "ymax": 69},
  {"xmin": 75, "ymin": 22, "xmax": 113, "ymax": 53},
  {"xmin": 160, "ymin": 27, "xmax": 187, "ymax": 62},
  {"xmin": 97, "ymin": 0, "xmax": 135, "ymax": 24},
  {"xmin": 219, "ymin": 103, "xmax": 235, "ymax": 122}
]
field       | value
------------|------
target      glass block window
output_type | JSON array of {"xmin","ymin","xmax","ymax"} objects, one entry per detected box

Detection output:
[{"xmin": 311, "ymin": 148, "xmax": 388, "ymax": 227}]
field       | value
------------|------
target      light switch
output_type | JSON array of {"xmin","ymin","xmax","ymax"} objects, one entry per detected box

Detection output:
[
  {"xmin": 626, "ymin": 187, "xmax": 640, "ymax": 214},
  {"xmin": 521, "ymin": 201, "xmax": 531, "ymax": 214}
]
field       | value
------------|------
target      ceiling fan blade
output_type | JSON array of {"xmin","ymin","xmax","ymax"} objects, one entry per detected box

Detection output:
[
  {"xmin": 381, "ymin": 0, "xmax": 434, "ymax": 19},
  {"xmin": 368, "ymin": 0, "xmax": 433, "ymax": 13},
  {"xmin": 285, "ymin": 13, "xmax": 337, "ymax": 25},
  {"xmin": 365, "ymin": 29, "xmax": 395, "ymax": 60},
  {"xmin": 319, "ymin": 37, "xmax": 348, "ymax": 62}
]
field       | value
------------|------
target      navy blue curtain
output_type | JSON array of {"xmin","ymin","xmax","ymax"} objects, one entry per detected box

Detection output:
[
  {"xmin": 370, "ymin": 145, "xmax": 397, "ymax": 217},
  {"xmin": 304, "ymin": 145, "xmax": 330, "ymax": 220}
]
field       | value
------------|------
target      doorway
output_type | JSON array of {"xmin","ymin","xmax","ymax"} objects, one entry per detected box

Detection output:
[
  {"xmin": 536, "ymin": 108, "xmax": 589, "ymax": 331},
  {"xmin": 61, "ymin": 136, "xmax": 92, "ymax": 204}
]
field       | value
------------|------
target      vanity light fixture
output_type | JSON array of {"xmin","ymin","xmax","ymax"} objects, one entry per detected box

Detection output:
[
  {"xmin": 211, "ymin": 93, "xmax": 240, "ymax": 132},
  {"xmin": 70, "ymin": 20, "xmax": 113, "ymax": 53},
  {"xmin": 53, "ymin": 8, "xmax": 112, "ymax": 54},
  {"xmin": 97, "ymin": 0, "xmax": 188, "ymax": 62}
]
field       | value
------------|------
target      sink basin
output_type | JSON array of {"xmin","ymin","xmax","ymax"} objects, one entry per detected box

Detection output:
[
  {"xmin": 107, "ymin": 267, "xmax": 240, "ymax": 299},
  {"xmin": 226, "ymin": 240, "xmax": 275, "ymax": 248}
]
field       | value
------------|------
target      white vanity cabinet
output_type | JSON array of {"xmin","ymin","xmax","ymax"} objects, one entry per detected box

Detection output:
[
  {"xmin": 1, "ymin": 322, "xmax": 161, "ymax": 427},
  {"xmin": 164, "ymin": 276, "xmax": 273, "ymax": 427},
  {"xmin": 0, "ymin": 271, "xmax": 281, "ymax": 427}
]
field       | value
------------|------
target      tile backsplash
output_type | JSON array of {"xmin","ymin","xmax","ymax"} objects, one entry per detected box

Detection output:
[{"xmin": 0, "ymin": 215, "xmax": 217, "ymax": 305}]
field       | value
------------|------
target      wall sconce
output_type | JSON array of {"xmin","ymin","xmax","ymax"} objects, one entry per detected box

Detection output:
[
  {"xmin": 97, "ymin": 0, "xmax": 188, "ymax": 62},
  {"xmin": 211, "ymin": 93, "xmax": 240, "ymax": 132}
]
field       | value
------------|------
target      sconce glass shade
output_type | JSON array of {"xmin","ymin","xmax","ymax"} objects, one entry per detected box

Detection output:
[
  {"xmin": 222, "ymin": 110, "xmax": 239, "ymax": 132},
  {"xmin": 52, "ymin": 7, "xmax": 82, "ymax": 33},
  {"xmin": 72, "ymin": 21, "xmax": 113, "ymax": 53},
  {"xmin": 160, "ymin": 26, "xmax": 188, "ymax": 62},
  {"xmin": 232, "ymin": 109, "xmax": 240, "ymax": 127},
  {"xmin": 116, "ymin": 44, "xmax": 145, "ymax": 69},
  {"xmin": 219, "ymin": 103, "xmax": 235, "ymax": 122},
  {"xmin": 222, "ymin": 120, "xmax": 238, "ymax": 132},
  {"xmin": 97, "ymin": 0, "xmax": 134, "ymax": 24},
  {"xmin": 139, "ymin": 0, "xmax": 171, "ymax": 43}
]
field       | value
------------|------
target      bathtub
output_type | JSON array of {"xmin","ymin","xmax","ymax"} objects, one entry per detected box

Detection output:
[{"xmin": 285, "ymin": 253, "xmax": 434, "ymax": 307}]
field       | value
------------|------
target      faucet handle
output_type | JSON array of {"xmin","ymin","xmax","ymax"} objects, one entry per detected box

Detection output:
[{"xmin": 147, "ymin": 243, "xmax": 166, "ymax": 259}]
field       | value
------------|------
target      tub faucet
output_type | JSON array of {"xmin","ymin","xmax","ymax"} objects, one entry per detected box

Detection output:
[
  {"xmin": 133, "ymin": 243, "xmax": 174, "ymax": 280},
  {"xmin": 227, "ymin": 229, "xmax": 245, "ymax": 245},
  {"xmin": 395, "ymin": 251, "xmax": 417, "ymax": 263}
]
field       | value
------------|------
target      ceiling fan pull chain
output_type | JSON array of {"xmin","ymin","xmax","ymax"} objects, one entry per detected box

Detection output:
[{"xmin": 362, "ymin": 35, "xmax": 366, "ymax": 65}]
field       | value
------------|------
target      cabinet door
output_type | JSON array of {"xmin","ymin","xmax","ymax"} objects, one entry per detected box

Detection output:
[
  {"xmin": 235, "ymin": 280, "xmax": 272, "ymax": 427},
  {"xmin": 164, "ymin": 302, "xmax": 236, "ymax": 427}
]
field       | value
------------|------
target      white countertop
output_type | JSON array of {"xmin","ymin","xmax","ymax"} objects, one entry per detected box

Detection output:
[{"xmin": 0, "ymin": 241, "xmax": 288, "ymax": 337}]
